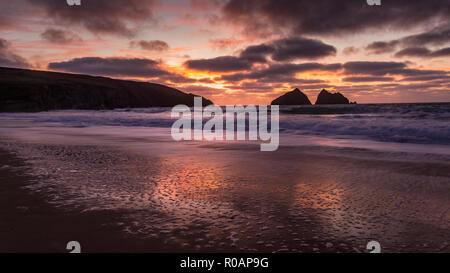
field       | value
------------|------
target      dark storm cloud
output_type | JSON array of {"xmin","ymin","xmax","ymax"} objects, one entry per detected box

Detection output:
[
  {"xmin": 252, "ymin": 76, "xmax": 328, "ymax": 85},
  {"xmin": 343, "ymin": 61, "xmax": 449, "ymax": 77},
  {"xmin": 365, "ymin": 41, "xmax": 400, "ymax": 54},
  {"xmin": 186, "ymin": 36, "xmax": 336, "ymax": 72},
  {"xmin": 394, "ymin": 47, "xmax": 431, "ymax": 58},
  {"xmin": 219, "ymin": 62, "xmax": 342, "ymax": 82},
  {"xmin": 262, "ymin": 62, "xmax": 341, "ymax": 75},
  {"xmin": 393, "ymin": 47, "xmax": 450, "ymax": 58},
  {"xmin": 367, "ymin": 23, "xmax": 450, "ymax": 54},
  {"xmin": 239, "ymin": 44, "xmax": 275, "ymax": 63},
  {"xmin": 270, "ymin": 37, "xmax": 336, "ymax": 61},
  {"xmin": 47, "ymin": 56, "xmax": 212, "ymax": 85},
  {"xmin": 48, "ymin": 57, "xmax": 170, "ymax": 77},
  {"xmin": 401, "ymin": 23, "xmax": 450, "ymax": 46},
  {"xmin": 342, "ymin": 76, "xmax": 395, "ymax": 82},
  {"xmin": 41, "ymin": 28, "xmax": 82, "ymax": 44},
  {"xmin": 222, "ymin": 0, "xmax": 450, "ymax": 36},
  {"xmin": 159, "ymin": 73, "xmax": 197, "ymax": 84},
  {"xmin": 397, "ymin": 82, "xmax": 446, "ymax": 90},
  {"xmin": 429, "ymin": 47, "xmax": 450, "ymax": 57},
  {"xmin": 27, "ymin": 0, "xmax": 155, "ymax": 37},
  {"xmin": 343, "ymin": 61, "xmax": 407, "ymax": 75},
  {"xmin": 396, "ymin": 69, "xmax": 449, "ymax": 77},
  {"xmin": 0, "ymin": 39, "xmax": 29, "ymax": 68},
  {"xmin": 185, "ymin": 56, "xmax": 252, "ymax": 72},
  {"xmin": 239, "ymin": 37, "xmax": 336, "ymax": 63},
  {"xmin": 400, "ymin": 75, "xmax": 450, "ymax": 82},
  {"xmin": 130, "ymin": 40, "xmax": 170, "ymax": 52}
]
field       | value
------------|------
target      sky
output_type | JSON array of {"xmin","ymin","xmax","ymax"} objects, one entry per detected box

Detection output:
[{"xmin": 0, "ymin": 0, "xmax": 449, "ymax": 105}]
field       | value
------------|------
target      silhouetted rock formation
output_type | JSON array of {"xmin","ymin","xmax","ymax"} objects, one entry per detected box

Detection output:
[
  {"xmin": 0, "ymin": 67, "xmax": 213, "ymax": 112},
  {"xmin": 315, "ymin": 89, "xmax": 350, "ymax": 105},
  {"xmin": 271, "ymin": 88, "xmax": 312, "ymax": 105}
]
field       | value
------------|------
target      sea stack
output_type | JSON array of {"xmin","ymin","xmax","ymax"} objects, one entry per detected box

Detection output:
[
  {"xmin": 271, "ymin": 88, "xmax": 312, "ymax": 105},
  {"xmin": 315, "ymin": 89, "xmax": 350, "ymax": 105}
]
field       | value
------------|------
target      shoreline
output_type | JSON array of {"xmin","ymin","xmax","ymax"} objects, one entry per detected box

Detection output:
[
  {"xmin": 0, "ymin": 136, "xmax": 449, "ymax": 253},
  {"xmin": 0, "ymin": 148, "xmax": 180, "ymax": 253},
  {"xmin": 0, "ymin": 116, "xmax": 449, "ymax": 253},
  {"xmin": 0, "ymin": 146, "xmax": 355, "ymax": 253}
]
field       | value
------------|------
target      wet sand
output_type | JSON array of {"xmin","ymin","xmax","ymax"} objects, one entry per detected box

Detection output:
[
  {"xmin": 0, "ymin": 124, "xmax": 449, "ymax": 253},
  {"xmin": 0, "ymin": 149, "xmax": 183, "ymax": 253}
]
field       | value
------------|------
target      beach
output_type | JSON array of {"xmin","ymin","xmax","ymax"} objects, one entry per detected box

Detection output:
[{"xmin": 0, "ymin": 106, "xmax": 449, "ymax": 253}]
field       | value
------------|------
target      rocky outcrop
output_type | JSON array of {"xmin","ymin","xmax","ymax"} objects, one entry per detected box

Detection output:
[
  {"xmin": 0, "ymin": 67, "xmax": 213, "ymax": 112},
  {"xmin": 315, "ymin": 89, "xmax": 350, "ymax": 105},
  {"xmin": 271, "ymin": 88, "xmax": 312, "ymax": 105}
]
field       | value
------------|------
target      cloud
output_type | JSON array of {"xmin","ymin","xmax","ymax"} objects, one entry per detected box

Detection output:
[
  {"xmin": 0, "ymin": 39, "xmax": 29, "ymax": 68},
  {"xmin": 0, "ymin": 0, "xmax": 31, "ymax": 28},
  {"xmin": 219, "ymin": 62, "xmax": 342, "ymax": 82},
  {"xmin": 159, "ymin": 73, "xmax": 198, "ymax": 84},
  {"xmin": 400, "ymin": 23, "xmax": 450, "ymax": 47},
  {"xmin": 185, "ymin": 56, "xmax": 252, "ymax": 72},
  {"xmin": 238, "ymin": 44, "xmax": 275, "ymax": 63},
  {"xmin": 396, "ymin": 69, "xmax": 449, "ymax": 77},
  {"xmin": 178, "ymin": 84, "xmax": 225, "ymax": 96},
  {"xmin": 27, "ymin": 0, "xmax": 155, "ymax": 37},
  {"xmin": 429, "ymin": 47, "xmax": 450, "ymax": 57},
  {"xmin": 342, "ymin": 76, "xmax": 395, "ymax": 82},
  {"xmin": 239, "ymin": 37, "xmax": 336, "ymax": 63},
  {"xmin": 394, "ymin": 47, "xmax": 431, "ymax": 58},
  {"xmin": 130, "ymin": 40, "xmax": 170, "ymax": 52},
  {"xmin": 209, "ymin": 38, "xmax": 245, "ymax": 49},
  {"xmin": 222, "ymin": 0, "xmax": 449, "ymax": 37},
  {"xmin": 342, "ymin": 46, "xmax": 359, "ymax": 55},
  {"xmin": 185, "ymin": 36, "xmax": 336, "ymax": 72},
  {"xmin": 343, "ymin": 61, "xmax": 407, "ymax": 75},
  {"xmin": 394, "ymin": 46, "xmax": 450, "ymax": 58},
  {"xmin": 41, "ymin": 28, "xmax": 82, "ymax": 44},
  {"xmin": 159, "ymin": 73, "xmax": 215, "ymax": 85},
  {"xmin": 367, "ymin": 23, "xmax": 450, "ymax": 54},
  {"xmin": 270, "ymin": 37, "xmax": 336, "ymax": 61},
  {"xmin": 400, "ymin": 74, "xmax": 450, "ymax": 82},
  {"xmin": 190, "ymin": 0, "xmax": 227, "ymax": 10},
  {"xmin": 343, "ymin": 61, "xmax": 449, "ymax": 78},
  {"xmin": 365, "ymin": 41, "xmax": 399, "ymax": 54},
  {"xmin": 48, "ymin": 57, "xmax": 170, "ymax": 77},
  {"xmin": 47, "ymin": 56, "xmax": 211, "ymax": 86}
]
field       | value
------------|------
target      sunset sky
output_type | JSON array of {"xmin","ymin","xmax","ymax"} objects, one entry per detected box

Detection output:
[{"xmin": 0, "ymin": 0, "xmax": 449, "ymax": 105}]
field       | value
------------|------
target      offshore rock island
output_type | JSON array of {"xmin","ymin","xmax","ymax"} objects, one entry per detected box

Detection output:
[{"xmin": 271, "ymin": 88, "xmax": 354, "ymax": 106}]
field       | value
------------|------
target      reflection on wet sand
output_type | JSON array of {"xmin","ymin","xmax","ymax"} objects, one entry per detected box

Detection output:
[
  {"xmin": 132, "ymin": 143, "xmax": 450, "ymax": 252},
  {"xmin": 0, "ymin": 126, "xmax": 449, "ymax": 252}
]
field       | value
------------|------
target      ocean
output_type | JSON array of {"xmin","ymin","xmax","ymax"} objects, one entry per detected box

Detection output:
[
  {"xmin": 1, "ymin": 102, "xmax": 449, "ymax": 148},
  {"xmin": 0, "ymin": 103, "xmax": 449, "ymax": 252}
]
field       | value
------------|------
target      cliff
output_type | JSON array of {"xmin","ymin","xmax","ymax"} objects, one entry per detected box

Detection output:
[{"xmin": 0, "ymin": 67, "xmax": 213, "ymax": 112}]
